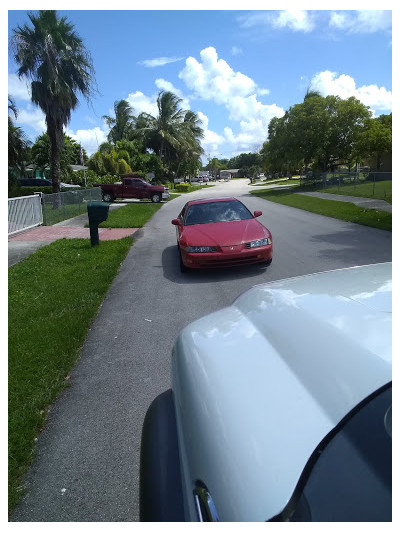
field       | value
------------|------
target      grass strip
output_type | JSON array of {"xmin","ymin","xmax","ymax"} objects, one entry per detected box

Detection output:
[
  {"xmin": 250, "ymin": 188, "xmax": 391, "ymax": 231},
  {"xmin": 251, "ymin": 179, "xmax": 301, "ymax": 186},
  {"xmin": 98, "ymin": 202, "xmax": 165, "ymax": 228},
  {"xmin": 8, "ymin": 237, "xmax": 133, "ymax": 512},
  {"xmin": 315, "ymin": 180, "xmax": 392, "ymax": 204}
]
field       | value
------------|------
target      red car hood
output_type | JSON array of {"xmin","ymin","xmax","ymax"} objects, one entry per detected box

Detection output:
[{"xmin": 182, "ymin": 219, "xmax": 267, "ymax": 247}]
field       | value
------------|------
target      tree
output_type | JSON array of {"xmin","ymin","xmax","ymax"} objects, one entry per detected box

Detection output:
[
  {"xmin": 8, "ymin": 95, "xmax": 31, "ymax": 174},
  {"xmin": 171, "ymin": 110, "xmax": 204, "ymax": 180},
  {"xmin": 11, "ymin": 10, "xmax": 95, "ymax": 193},
  {"xmin": 134, "ymin": 91, "xmax": 204, "ymax": 181},
  {"xmin": 136, "ymin": 91, "xmax": 188, "ymax": 164},
  {"xmin": 355, "ymin": 114, "xmax": 392, "ymax": 170},
  {"xmin": 304, "ymin": 88, "xmax": 322, "ymax": 101},
  {"xmin": 102, "ymin": 99, "xmax": 136, "ymax": 144},
  {"xmin": 87, "ymin": 145, "xmax": 133, "ymax": 176},
  {"xmin": 30, "ymin": 132, "xmax": 87, "ymax": 180},
  {"xmin": 263, "ymin": 95, "xmax": 371, "ymax": 174}
]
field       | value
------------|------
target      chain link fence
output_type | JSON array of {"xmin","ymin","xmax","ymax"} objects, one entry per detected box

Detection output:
[
  {"xmin": 42, "ymin": 187, "xmax": 102, "ymax": 225},
  {"xmin": 299, "ymin": 171, "xmax": 392, "ymax": 200}
]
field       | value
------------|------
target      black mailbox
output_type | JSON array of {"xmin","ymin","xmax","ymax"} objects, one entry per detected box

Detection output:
[{"xmin": 87, "ymin": 201, "xmax": 110, "ymax": 246}]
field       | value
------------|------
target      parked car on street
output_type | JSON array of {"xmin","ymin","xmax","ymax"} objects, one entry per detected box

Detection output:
[
  {"xmin": 171, "ymin": 197, "xmax": 273, "ymax": 272},
  {"xmin": 140, "ymin": 262, "xmax": 392, "ymax": 522}
]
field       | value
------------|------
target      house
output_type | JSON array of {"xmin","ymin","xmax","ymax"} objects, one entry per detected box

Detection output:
[
  {"xmin": 218, "ymin": 169, "xmax": 243, "ymax": 179},
  {"xmin": 17, "ymin": 164, "xmax": 88, "ymax": 179}
]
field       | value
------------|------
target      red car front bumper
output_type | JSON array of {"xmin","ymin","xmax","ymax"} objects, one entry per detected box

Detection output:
[{"xmin": 181, "ymin": 244, "xmax": 273, "ymax": 269}]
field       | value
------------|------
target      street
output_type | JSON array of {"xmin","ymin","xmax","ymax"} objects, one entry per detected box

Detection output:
[{"xmin": 10, "ymin": 179, "xmax": 392, "ymax": 521}]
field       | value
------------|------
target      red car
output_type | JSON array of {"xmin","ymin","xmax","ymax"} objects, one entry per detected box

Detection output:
[{"xmin": 171, "ymin": 197, "xmax": 273, "ymax": 272}]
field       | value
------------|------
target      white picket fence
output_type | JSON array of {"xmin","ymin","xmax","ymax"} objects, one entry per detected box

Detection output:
[{"xmin": 8, "ymin": 194, "xmax": 43, "ymax": 236}]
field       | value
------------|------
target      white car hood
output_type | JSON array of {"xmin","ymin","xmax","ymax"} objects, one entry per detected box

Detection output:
[{"xmin": 172, "ymin": 263, "xmax": 392, "ymax": 521}]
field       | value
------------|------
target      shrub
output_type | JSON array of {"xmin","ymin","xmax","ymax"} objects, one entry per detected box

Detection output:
[
  {"xmin": 8, "ymin": 173, "xmax": 20, "ymax": 198},
  {"xmin": 175, "ymin": 183, "xmax": 190, "ymax": 192},
  {"xmin": 10, "ymin": 186, "xmax": 53, "ymax": 197}
]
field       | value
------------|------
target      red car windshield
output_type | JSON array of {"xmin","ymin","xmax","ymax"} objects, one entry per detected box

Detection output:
[{"xmin": 184, "ymin": 200, "xmax": 253, "ymax": 226}]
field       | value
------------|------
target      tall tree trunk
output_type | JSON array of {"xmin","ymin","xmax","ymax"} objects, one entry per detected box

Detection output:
[{"xmin": 47, "ymin": 117, "xmax": 64, "ymax": 194}]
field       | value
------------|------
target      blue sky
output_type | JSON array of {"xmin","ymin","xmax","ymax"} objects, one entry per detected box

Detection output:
[{"xmin": 7, "ymin": 6, "xmax": 392, "ymax": 163}]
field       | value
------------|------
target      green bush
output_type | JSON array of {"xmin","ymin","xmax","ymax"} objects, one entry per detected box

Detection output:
[
  {"xmin": 175, "ymin": 183, "xmax": 190, "ymax": 192},
  {"xmin": 71, "ymin": 169, "xmax": 102, "ymax": 187},
  {"xmin": 10, "ymin": 186, "xmax": 53, "ymax": 197},
  {"xmin": 8, "ymin": 173, "xmax": 20, "ymax": 198}
]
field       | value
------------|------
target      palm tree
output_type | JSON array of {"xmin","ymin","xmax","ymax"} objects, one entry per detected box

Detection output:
[
  {"xmin": 102, "ymin": 99, "xmax": 136, "ymax": 144},
  {"xmin": 8, "ymin": 95, "xmax": 30, "ymax": 174},
  {"xmin": 11, "ymin": 10, "xmax": 95, "ymax": 193},
  {"xmin": 173, "ymin": 110, "xmax": 204, "ymax": 180},
  {"xmin": 136, "ymin": 91, "xmax": 187, "ymax": 163},
  {"xmin": 304, "ymin": 88, "xmax": 322, "ymax": 101},
  {"xmin": 182, "ymin": 110, "xmax": 205, "ymax": 148}
]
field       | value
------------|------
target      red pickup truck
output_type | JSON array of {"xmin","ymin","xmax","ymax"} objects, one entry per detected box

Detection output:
[{"xmin": 95, "ymin": 176, "xmax": 170, "ymax": 203}]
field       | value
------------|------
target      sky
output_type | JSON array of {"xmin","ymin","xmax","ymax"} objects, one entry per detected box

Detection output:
[{"xmin": 7, "ymin": 4, "xmax": 393, "ymax": 164}]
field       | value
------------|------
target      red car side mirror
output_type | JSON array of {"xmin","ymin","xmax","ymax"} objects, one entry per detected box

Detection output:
[
  {"xmin": 171, "ymin": 218, "xmax": 181, "ymax": 226},
  {"xmin": 253, "ymin": 210, "xmax": 262, "ymax": 218}
]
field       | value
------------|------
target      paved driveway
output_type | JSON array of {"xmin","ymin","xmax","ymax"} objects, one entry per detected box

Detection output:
[{"xmin": 10, "ymin": 179, "xmax": 392, "ymax": 521}]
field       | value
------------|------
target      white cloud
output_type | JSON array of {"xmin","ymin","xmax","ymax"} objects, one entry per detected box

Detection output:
[
  {"xmin": 138, "ymin": 56, "xmax": 184, "ymax": 67},
  {"xmin": 271, "ymin": 10, "xmax": 315, "ymax": 32},
  {"xmin": 8, "ymin": 73, "xmax": 31, "ymax": 101},
  {"xmin": 15, "ymin": 107, "xmax": 46, "ymax": 134},
  {"xmin": 329, "ymin": 10, "xmax": 392, "ymax": 33},
  {"xmin": 126, "ymin": 90, "xmax": 158, "ymax": 116},
  {"xmin": 231, "ymin": 46, "xmax": 243, "ymax": 56},
  {"xmin": 179, "ymin": 47, "xmax": 257, "ymax": 104},
  {"xmin": 155, "ymin": 78, "xmax": 191, "ymax": 110},
  {"xmin": 309, "ymin": 70, "xmax": 392, "ymax": 113},
  {"xmin": 197, "ymin": 111, "xmax": 209, "ymax": 130},
  {"xmin": 66, "ymin": 127, "xmax": 108, "ymax": 156},
  {"xmin": 196, "ymin": 111, "xmax": 225, "ymax": 154},
  {"xmin": 238, "ymin": 10, "xmax": 315, "ymax": 33},
  {"xmin": 179, "ymin": 47, "xmax": 284, "ymax": 151},
  {"xmin": 202, "ymin": 129, "xmax": 226, "ymax": 153}
]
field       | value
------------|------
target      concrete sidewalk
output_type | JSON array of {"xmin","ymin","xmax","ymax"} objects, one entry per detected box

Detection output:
[{"xmin": 295, "ymin": 191, "xmax": 392, "ymax": 212}]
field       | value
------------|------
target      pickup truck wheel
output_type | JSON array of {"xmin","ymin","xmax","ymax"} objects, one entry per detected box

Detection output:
[
  {"xmin": 151, "ymin": 193, "xmax": 161, "ymax": 203},
  {"xmin": 103, "ymin": 192, "xmax": 114, "ymax": 203}
]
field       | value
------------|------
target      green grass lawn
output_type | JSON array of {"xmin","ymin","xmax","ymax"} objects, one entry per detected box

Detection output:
[
  {"xmin": 251, "ymin": 188, "xmax": 391, "ymax": 231},
  {"xmin": 8, "ymin": 238, "xmax": 133, "ymax": 512},
  {"xmin": 8, "ymin": 196, "xmax": 168, "ymax": 513},
  {"xmin": 315, "ymin": 180, "xmax": 392, "ymax": 204},
  {"xmin": 98, "ymin": 202, "xmax": 165, "ymax": 228},
  {"xmin": 251, "ymin": 179, "xmax": 300, "ymax": 187},
  {"xmin": 251, "ymin": 179, "xmax": 301, "ymax": 187}
]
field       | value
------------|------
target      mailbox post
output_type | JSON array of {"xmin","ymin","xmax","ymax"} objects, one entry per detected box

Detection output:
[{"xmin": 87, "ymin": 201, "xmax": 110, "ymax": 246}]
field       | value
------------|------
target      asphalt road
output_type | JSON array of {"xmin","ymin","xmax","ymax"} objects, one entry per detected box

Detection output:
[{"xmin": 10, "ymin": 179, "xmax": 392, "ymax": 521}]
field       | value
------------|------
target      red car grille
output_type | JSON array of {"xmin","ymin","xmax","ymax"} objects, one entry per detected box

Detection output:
[{"xmin": 200, "ymin": 255, "xmax": 261, "ymax": 268}]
